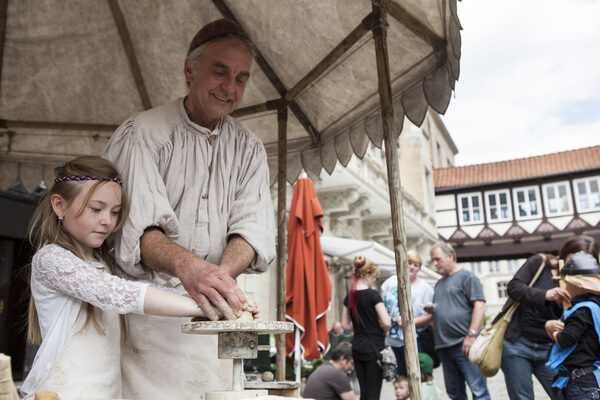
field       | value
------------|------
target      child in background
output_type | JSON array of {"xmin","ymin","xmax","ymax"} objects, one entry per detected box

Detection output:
[
  {"xmin": 419, "ymin": 353, "xmax": 442, "ymax": 400},
  {"xmin": 545, "ymin": 236, "xmax": 600, "ymax": 400},
  {"xmin": 392, "ymin": 354, "xmax": 441, "ymax": 400},
  {"xmin": 20, "ymin": 157, "xmax": 257, "ymax": 399},
  {"xmin": 393, "ymin": 376, "xmax": 410, "ymax": 400}
]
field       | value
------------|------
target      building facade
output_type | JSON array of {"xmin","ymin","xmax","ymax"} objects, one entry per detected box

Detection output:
[{"xmin": 434, "ymin": 146, "xmax": 600, "ymax": 314}]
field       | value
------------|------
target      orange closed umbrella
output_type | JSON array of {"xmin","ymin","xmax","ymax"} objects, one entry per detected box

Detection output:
[{"xmin": 285, "ymin": 178, "xmax": 332, "ymax": 361}]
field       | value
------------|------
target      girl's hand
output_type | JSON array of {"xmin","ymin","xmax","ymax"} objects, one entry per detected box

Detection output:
[
  {"xmin": 545, "ymin": 319, "xmax": 564, "ymax": 341},
  {"xmin": 244, "ymin": 298, "xmax": 261, "ymax": 320}
]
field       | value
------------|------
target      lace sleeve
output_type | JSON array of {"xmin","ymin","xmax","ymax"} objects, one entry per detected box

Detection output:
[{"xmin": 32, "ymin": 245, "xmax": 148, "ymax": 314}]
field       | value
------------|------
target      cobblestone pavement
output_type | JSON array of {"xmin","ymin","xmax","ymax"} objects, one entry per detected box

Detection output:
[{"xmin": 379, "ymin": 366, "xmax": 550, "ymax": 399}]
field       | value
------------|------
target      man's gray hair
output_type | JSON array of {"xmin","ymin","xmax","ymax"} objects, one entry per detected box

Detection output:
[
  {"xmin": 186, "ymin": 33, "xmax": 256, "ymax": 71},
  {"xmin": 431, "ymin": 241, "xmax": 456, "ymax": 261},
  {"xmin": 329, "ymin": 341, "xmax": 353, "ymax": 362}
]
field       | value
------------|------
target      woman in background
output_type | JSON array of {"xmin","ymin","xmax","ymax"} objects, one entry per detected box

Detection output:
[{"xmin": 342, "ymin": 256, "xmax": 391, "ymax": 400}]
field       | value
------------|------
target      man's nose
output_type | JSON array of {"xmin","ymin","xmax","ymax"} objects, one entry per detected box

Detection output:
[{"xmin": 220, "ymin": 74, "xmax": 235, "ymax": 93}]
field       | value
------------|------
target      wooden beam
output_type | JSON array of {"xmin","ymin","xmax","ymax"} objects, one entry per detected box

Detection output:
[
  {"xmin": 107, "ymin": 0, "xmax": 152, "ymax": 110},
  {"xmin": 0, "ymin": 0, "xmax": 8, "ymax": 97},
  {"xmin": 230, "ymin": 99, "xmax": 284, "ymax": 118},
  {"xmin": 285, "ymin": 13, "xmax": 377, "ymax": 102},
  {"xmin": 389, "ymin": 1, "xmax": 446, "ymax": 58},
  {"xmin": 211, "ymin": 0, "xmax": 319, "ymax": 143},
  {"xmin": 0, "ymin": 119, "xmax": 118, "ymax": 131},
  {"xmin": 372, "ymin": 1, "xmax": 422, "ymax": 399},
  {"xmin": 275, "ymin": 106, "xmax": 288, "ymax": 382}
]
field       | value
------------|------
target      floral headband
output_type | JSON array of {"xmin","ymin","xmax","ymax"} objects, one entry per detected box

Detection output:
[{"xmin": 55, "ymin": 175, "xmax": 123, "ymax": 186}]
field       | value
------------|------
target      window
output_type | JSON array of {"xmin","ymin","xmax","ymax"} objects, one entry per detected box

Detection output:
[
  {"xmin": 512, "ymin": 186, "xmax": 541, "ymax": 220},
  {"xmin": 497, "ymin": 281, "xmax": 509, "ymax": 299},
  {"xmin": 458, "ymin": 193, "xmax": 483, "ymax": 225},
  {"xmin": 542, "ymin": 182, "xmax": 573, "ymax": 216},
  {"xmin": 471, "ymin": 262, "xmax": 482, "ymax": 274},
  {"xmin": 488, "ymin": 260, "xmax": 501, "ymax": 273},
  {"xmin": 509, "ymin": 259, "xmax": 520, "ymax": 272},
  {"xmin": 485, "ymin": 189, "xmax": 512, "ymax": 222},
  {"xmin": 574, "ymin": 176, "xmax": 600, "ymax": 212}
]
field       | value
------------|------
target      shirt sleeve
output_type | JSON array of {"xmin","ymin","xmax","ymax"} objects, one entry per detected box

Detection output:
[
  {"xmin": 464, "ymin": 271, "xmax": 486, "ymax": 303},
  {"xmin": 102, "ymin": 116, "xmax": 181, "ymax": 279},
  {"xmin": 33, "ymin": 245, "xmax": 149, "ymax": 314},
  {"xmin": 556, "ymin": 307, "xmax": 590, "ymax": 348},
  {"xmin": 506, "ymin": 255, "xmax": 548, "ymax": 307},
  {"xmin": 226, "ymin": 135, "xmax": 276, "ymax": 273}
]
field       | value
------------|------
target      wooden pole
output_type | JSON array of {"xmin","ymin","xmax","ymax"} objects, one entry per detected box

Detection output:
[
  {"xmin": 275, "ymin": 106, "xmax": 288, "ymax": 381},
  {"xmin": 371, "ymin": 1, "xmax": 422, "ymax": 399}
]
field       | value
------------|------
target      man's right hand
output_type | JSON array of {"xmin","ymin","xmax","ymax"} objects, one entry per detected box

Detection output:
[
  {"xmin": 178, "ymin": 258, "xmax": 247, "ymax": 321},
  {"xmin": 140, "ymin": 228, "xmax": 247, "ymax": 321}
]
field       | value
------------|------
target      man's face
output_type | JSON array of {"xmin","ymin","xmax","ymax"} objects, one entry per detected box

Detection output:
[
  {"xmin": 339, "ymin": 357, "xmax": 354, "ymax": 374},
  {"xmin": 430, "ymin": 247, "xmax": 453, "ymax": 276},
  {"xmin": 184, "ymin": 38, "xmax": 252, "ymax": 129}
]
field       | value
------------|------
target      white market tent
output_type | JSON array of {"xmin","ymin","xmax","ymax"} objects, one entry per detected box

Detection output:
[{"xmin": 0, "ymin": 1, "xmax": 461, "ymax": 397}]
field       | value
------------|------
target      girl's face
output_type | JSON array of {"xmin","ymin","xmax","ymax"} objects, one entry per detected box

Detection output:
[
  {"xmin": 394, "ymin": 382, "xmax": 409, "ymax": 400},
  {"xmin": 52, "ymin": 181, "xmax": 122, "ymax": 259}
]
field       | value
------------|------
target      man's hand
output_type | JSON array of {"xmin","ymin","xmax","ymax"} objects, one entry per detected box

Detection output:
[
  {"xmin": 140, "ymin": 228, "xmax": 247, "ymax": 321},
  {"xmin": 545, "ymin": 287, "xmax": 571, "ymax": 303},
  {"xmin": 462, "ymin": 335, "xmax": 476, "ymax": 357},
  {"xmin": 179, "ymin": 258, "xmax": 247, "ymax": 321}
]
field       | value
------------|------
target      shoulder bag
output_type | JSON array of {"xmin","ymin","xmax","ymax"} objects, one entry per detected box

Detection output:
[{"xmin": 468, "ymin": 254, "xmax": 546, "ymax": 377}]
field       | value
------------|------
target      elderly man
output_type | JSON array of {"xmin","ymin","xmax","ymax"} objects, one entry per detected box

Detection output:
[
  {"xmin": 428, "ymin": 242, "xmax": 490, "ymax": 400},
  {"xmin": 303, "ymin": 342, "xmax": 356, "ymax": 400},
  {"xmin": 103, "ymin": 19, "xmax": 275, "ymax": 399}
]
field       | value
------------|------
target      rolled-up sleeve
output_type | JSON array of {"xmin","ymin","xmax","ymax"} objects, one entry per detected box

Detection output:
[
  {"xmin": 102, "ymin": 117, "xmax": 181, "ymax": 279},
  {"xmin": 227, "ymin": 138, "xmax": 276, "ymax": 273}
]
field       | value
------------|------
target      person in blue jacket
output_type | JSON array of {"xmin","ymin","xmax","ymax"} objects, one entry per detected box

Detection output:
[{"xmin": 545, "ymin": 235, "xmax": 600, "ymax": 400}]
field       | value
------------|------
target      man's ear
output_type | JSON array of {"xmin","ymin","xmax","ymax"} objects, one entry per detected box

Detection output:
[
  {"xmin": 184, "ymin": 58, "xmax": 195, "ymax": 82},
  {"xmin": 50, "ymin": 194, "xmax": 67, "ymax": 218}
]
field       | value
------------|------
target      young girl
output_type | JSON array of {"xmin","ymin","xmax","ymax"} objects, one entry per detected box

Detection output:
[
  {"xmin": 341, "ymin": 256, "xmax": 391, "ymax": 400},
  {"xmin": 20, "ymin": 156, "xmax": 257, "ymax": 399}
]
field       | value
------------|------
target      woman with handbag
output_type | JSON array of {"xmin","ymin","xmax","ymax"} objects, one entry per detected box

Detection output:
[
  {"xmin": 500, "ymin": 251, "xmax": 570, "ymax": 400},
  {"xmin": 342, "ymin": 256, "xmax": 391, "ymax": 400},
  {"xmin": 381, "ymin": 250, "xmax": 436, "ymax": 376}
]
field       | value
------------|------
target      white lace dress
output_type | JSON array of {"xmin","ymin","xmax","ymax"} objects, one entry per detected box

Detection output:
[{"xmin": 20, "ymin": 244, "xmax": 150, "ymax": 399}]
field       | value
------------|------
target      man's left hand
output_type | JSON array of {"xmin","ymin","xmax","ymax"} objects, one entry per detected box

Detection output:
[{"xmin": 462, "ymin": 335, "xmax": 476, "ymax": 357}]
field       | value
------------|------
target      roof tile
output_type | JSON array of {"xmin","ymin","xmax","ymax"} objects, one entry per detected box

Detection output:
[{"xmin": 434, "ymin": 146, "xmax": 600, "ymax": 189}]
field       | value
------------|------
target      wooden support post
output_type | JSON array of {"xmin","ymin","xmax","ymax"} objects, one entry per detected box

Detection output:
[
  {"xmin": 371, "ymin": 1, "xmax": 422, "ymax": 399},
  {"xmin": 275, "ymin": 106, "xmax": 288, "ymax": 381}
]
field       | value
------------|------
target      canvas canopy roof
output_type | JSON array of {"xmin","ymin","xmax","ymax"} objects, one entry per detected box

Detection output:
[{"xmin": 0, "ymin": 0, "xmax": 460, "ymax": 192}]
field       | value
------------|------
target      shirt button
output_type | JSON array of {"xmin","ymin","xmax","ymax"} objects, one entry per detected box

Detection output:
[{"xmin": 202, "ymin": 194, "xmax": 208, "ymax": 200}]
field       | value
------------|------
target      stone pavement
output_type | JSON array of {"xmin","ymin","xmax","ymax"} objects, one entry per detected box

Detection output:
[{"xmin": 379, "ymin": 366, "xmax": 550, "ymax": 399}]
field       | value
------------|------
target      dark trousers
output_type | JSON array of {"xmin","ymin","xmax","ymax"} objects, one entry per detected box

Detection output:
[{"xmin": 353, "ymin": 351, "xmax": 383, "ymax": 400}]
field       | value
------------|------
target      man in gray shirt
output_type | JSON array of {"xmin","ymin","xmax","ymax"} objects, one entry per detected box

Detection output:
[
  {"xmin": 304, "ymin": 342, "xmax": 356, "ymax": 400},
  {"xmin": 428, "ymin": 242, "xmax": 490, "ymax": 400}
]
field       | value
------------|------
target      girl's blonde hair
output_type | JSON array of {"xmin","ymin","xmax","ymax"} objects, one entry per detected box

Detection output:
[
  {"xmin": 407, "ymin": 249, "xmax": 423, "ymax": 266},
  {"xmin": 27, "ymin": 156, "xmax": 129, "ymax": 344}
]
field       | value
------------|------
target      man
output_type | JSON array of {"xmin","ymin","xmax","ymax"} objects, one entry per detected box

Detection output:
[
  {"xmin": 428, "ymin": 242, "xmax": 490, "ymax": 400},
  {"xmin": 103, "ymin": 19, "xmax": 275, "ymax": 399},
  {"xmin": 303, "ymin": 342, "xmax": 356, "ymax": 400}
]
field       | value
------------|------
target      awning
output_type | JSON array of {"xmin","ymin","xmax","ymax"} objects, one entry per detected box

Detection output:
[{"xmin": 320, "ymin": 236, "xmax": 440, "ymax": 282}]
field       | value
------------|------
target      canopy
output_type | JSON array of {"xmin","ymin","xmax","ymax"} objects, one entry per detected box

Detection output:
[
  {"xmin": 0, "ymin": 0, "xmax": 460, "ymax": 191},
  {"xmin": 0, "ymin": 1, "xmax": 461, "ymax": 395}
]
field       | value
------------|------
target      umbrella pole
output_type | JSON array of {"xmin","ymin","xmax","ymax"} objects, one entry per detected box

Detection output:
[
  {"xmin": 294, "ymin": 328, "xmax": 302, "ymax": 382},
  {"xmin": 372, "ymin": 1, "xmax": 422, "ymax": 399},
  {"xmin": 276, "ymin": 106, "xmax": 288, "ymax": 381}
]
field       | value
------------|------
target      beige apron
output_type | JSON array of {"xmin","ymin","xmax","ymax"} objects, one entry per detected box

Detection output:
[
  {"xmin": 121, "ymin": 314, "xmax": 232, "ymax": 399},
  {"xmin": 33, "ymin": 304, "xmax": 122, "ymax": 400}
]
